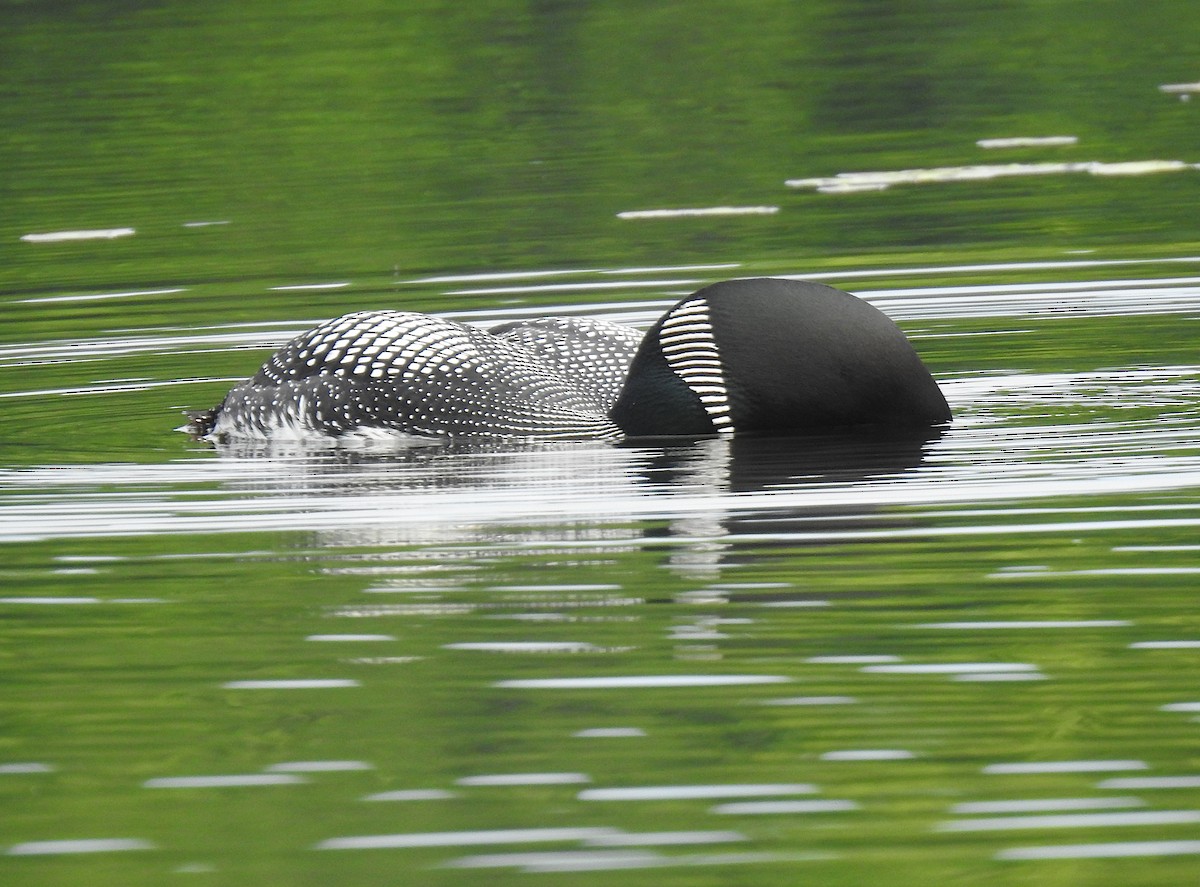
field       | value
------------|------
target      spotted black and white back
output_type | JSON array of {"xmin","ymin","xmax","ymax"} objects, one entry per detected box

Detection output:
[
  {"xmin": 204, "ymin": 311, "xmax": 631, "ymax": 442},
  {"xmin": 489, "ymin": 316, "xmax": 643, "ymax": 413}
]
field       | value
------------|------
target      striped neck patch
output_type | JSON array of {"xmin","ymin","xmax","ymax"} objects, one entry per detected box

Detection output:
[{"xmin": 657, "ymin": 298, "xmax": 734, "ymax": 434}]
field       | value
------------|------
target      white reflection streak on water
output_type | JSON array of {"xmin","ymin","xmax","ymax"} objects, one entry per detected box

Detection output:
[
  {"xmin": 951, "ymin": 798, "xmax": 1145, "ymax": 814},
  {"xmin": 143, "ymin": 774, "xmax": 307, "ymax": 788},
  {"xmin": 710, "ymin": 800, "xmax": 859, "ymax": 815},
  {"xmin": 997, "ymin": 840, "xmax": 1200, "ymax": 861},
  {"xmin": 5, "ymin": 838, "xmax": 155, "ymax": 856},
  {"xmin": 935, "ymin": 810, "xmax": 1200, "ymax": 832}
]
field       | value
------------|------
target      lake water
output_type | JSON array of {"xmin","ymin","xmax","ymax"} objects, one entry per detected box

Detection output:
[{"xmin": 3, "ymin": 2, "xmax": 1200, "ymax": 885}]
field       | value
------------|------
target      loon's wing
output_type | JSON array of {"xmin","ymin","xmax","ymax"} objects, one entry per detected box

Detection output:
[
  {"xmin": 205, "ymin": 311, "xmax": 620, "ymax": 441},
  {"xmin": 488, "ymin": 316, "xmax": 643, "ymax": 413}
]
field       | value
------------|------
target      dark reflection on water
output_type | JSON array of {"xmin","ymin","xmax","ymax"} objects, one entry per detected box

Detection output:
[{"xmin": 636, "ymin": 428, "xmax": 943, "ymax": 493}]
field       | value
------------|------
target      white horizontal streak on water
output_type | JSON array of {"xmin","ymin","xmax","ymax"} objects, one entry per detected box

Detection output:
[
  {"xmin": 222, "ymin": 679, "xmax": 359, "ymax": 689},
  {"xmin": 820, "ymin": 750, "xmax": 915, "ymax": 761},
  {"xmin": 457, "ymin": 772, "xmax": 590, "ymax": 786},
  {"xmin": 787, "ymin": 160, "xmax": 1192, "ymax": 193},
  {"xmin": 755, "ymin": 600, "xmax": 830, "ymax": 608},
  {"xmin": 7, "ymin": 508, "xmax": 1200, "ymax": 547},
  {"xmin": 306, "ymin": 634, "xmax": 395, "ymax": 642},
  {"xmin": 711, "ymin": 800, "xmax": 859, "ymax": 814},
  {"xmin": 601, "ymin": 263, "xmax": 742, "ymax": 275},
  {"xmin": 315, "ymin": 826, "xmax": 620, "ymax": 850},
  {"xmin": 521, "ymin": 850, "xmax": 798, "ymax": 872},
  {"xmin": 1161, "ymin": 702, "xmax": 1200, "ymax": 712},
  {"xmin": 269, "ymin": 282, "xmax": 350, "ymax": 291},
  {"xmin": 864, "ymin": 663, "xmax": 1037, "ymax": 675},
  {"xmin": 0, "ymin": 377, "xmax": 239, "ymax": 399},
  {"xmin": 363, "ymin": 789, "xmax": 457, "ymax": 801},
  {"xmin": 266, "ymin": 760, "xmax": 373, "ymax": 772},
  {"xmin": 984, "ymin": 760, "xmax": 1148, "ymax": 774},
  {"xmin": 995, "ymin": 568, "xmax": 1200, "ymax": 578},
  {"xmin": 977, "ymin": 136, "xmax": 1078, "ymax": 148},
  {"xmin": 579, "ymin": 784, "xmax": 817, "ymax": 801},
  {"xmin": 952, "ymin": 797, "xmax": 1145, "ymax": 814},
  {"xmin": 1098, "ymin": 776, "xmax": 1200, "ymax": 789},
  {"xmin": 867, "ymin": 285, "xmax": 1200, "ymax": 320},
  {"xmin": 495, "ymin": 675, "xmax": 789, "ymax": 689},
  {"xmin": 490, "ymin": 584, "xmax": 622, "ymax": 591},
  {"xmin": 6, "ymin": 838, "xmax": 154, "ymax": 855},
  {"xmin": 870, "ymin": 274, "xmax": 1200, "ymax": 297},
  {"xmin": 760, "ymin": 696, "xmax": 858, "ymax": 706},
  {"xmin": 1116, "ymin": 545, "xmax": 1200, "ymax": 552},
  {"xmin": 442, "ymin": 847, "xmax": 798, "ymax": 872},
  {"xmin": 936, "ymin": 810, "xmax": 1200, "ymax": 831},
  {"xmin": 0, "ymin": 763, "xmax": 54, "ymax": 774},
  {"xmin": 914, "ymin": 620, "xmax": 1129, "ymax": 629},
  {"xmin": 20, "ymin": 227, "xmax": 135, "ymax": 242},
  {"xmin": 444, "ymin": 849, "xmax": 665, "ymax": 869},
  {"xmin": 997, "ymin": 840, "xmax": 1200, "ymax": 860},
  {"xmin": 19, "ymin": 288, "xmax": 186, "ymax": 304},
  {"xmin": 617, "ymin": 206, "xmax": 779, "ymax": 219},
  {"xmin": 584, "ymin": 830, "xmax": 746, "ymax": 846},
  {"xmin": 444, "ymin": 642, "xmax": 608, "ymax": 653},
  {"xmin": 0, "ymin": 597, "xmax": 101, "ymax": 604},
  {"xmin": 794, "ymin": 255, "xmax": 1200, "ymax": 282},
  {"xmin": 485, "ymin": 516, "xmax": 1200, "ymax": 552},
  {"xmin": 144, "ymin": 774, "xmax": 306, "ymax": 788},
  {"xmin": 574, "ymin": 727, "xmax": 647, "ymax": 738},
  {"xmin": 0, "ymin": 331, "xmax": 302, "ymax": 367}
]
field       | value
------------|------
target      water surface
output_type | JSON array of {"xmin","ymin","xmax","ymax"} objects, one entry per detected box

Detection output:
[{"xmin": 3, "ymin": 2, "xmax": 1200, "ymax": 885}]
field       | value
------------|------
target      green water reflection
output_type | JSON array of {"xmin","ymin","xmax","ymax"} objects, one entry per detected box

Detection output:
[
  {"xmin": 4, "ymin": 0, "xmax": 1199, "ymax": 295},
  {"xmin": 3, "ymin": 1, "xmax": 1200, "ymax": 885}
]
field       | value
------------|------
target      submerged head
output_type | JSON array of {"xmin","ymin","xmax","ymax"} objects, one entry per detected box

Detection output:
[{"xmin": 610, "ymin": 277, "xmax": 950, "ymax": 437}]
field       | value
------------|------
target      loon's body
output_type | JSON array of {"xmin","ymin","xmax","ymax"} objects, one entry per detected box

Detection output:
[{"xmin": 187, "ymin": 278, "xmax": 950, "ymax": 444}]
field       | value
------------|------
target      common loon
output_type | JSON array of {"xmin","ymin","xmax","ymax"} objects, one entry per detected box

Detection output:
[{"xmin": 185, "ymin": 278, "xmax": 950, "ymax": 443}]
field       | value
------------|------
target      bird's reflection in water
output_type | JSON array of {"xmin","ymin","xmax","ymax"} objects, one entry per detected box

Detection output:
[
  {"xmin": 630, "ymin": 428, "xmax": 941, "ymax": 493},
  {"xmin": 627, "ymin": 429, "xmax": 943, "ymax": 579},
  {"xmin": 204, "ymin": 427, "xmax": 943, "ymax": 579}
]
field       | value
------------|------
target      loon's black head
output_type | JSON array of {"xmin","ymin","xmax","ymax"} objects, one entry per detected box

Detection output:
[{"xmin": 610, "ymin": 277, "xmax": 950, "ymax": 437}]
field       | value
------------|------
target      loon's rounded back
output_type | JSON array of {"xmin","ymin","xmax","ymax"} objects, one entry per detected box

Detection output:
[{"xmin": 610, "ymin": 278, "xmax": 950, "ymax": 437}]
